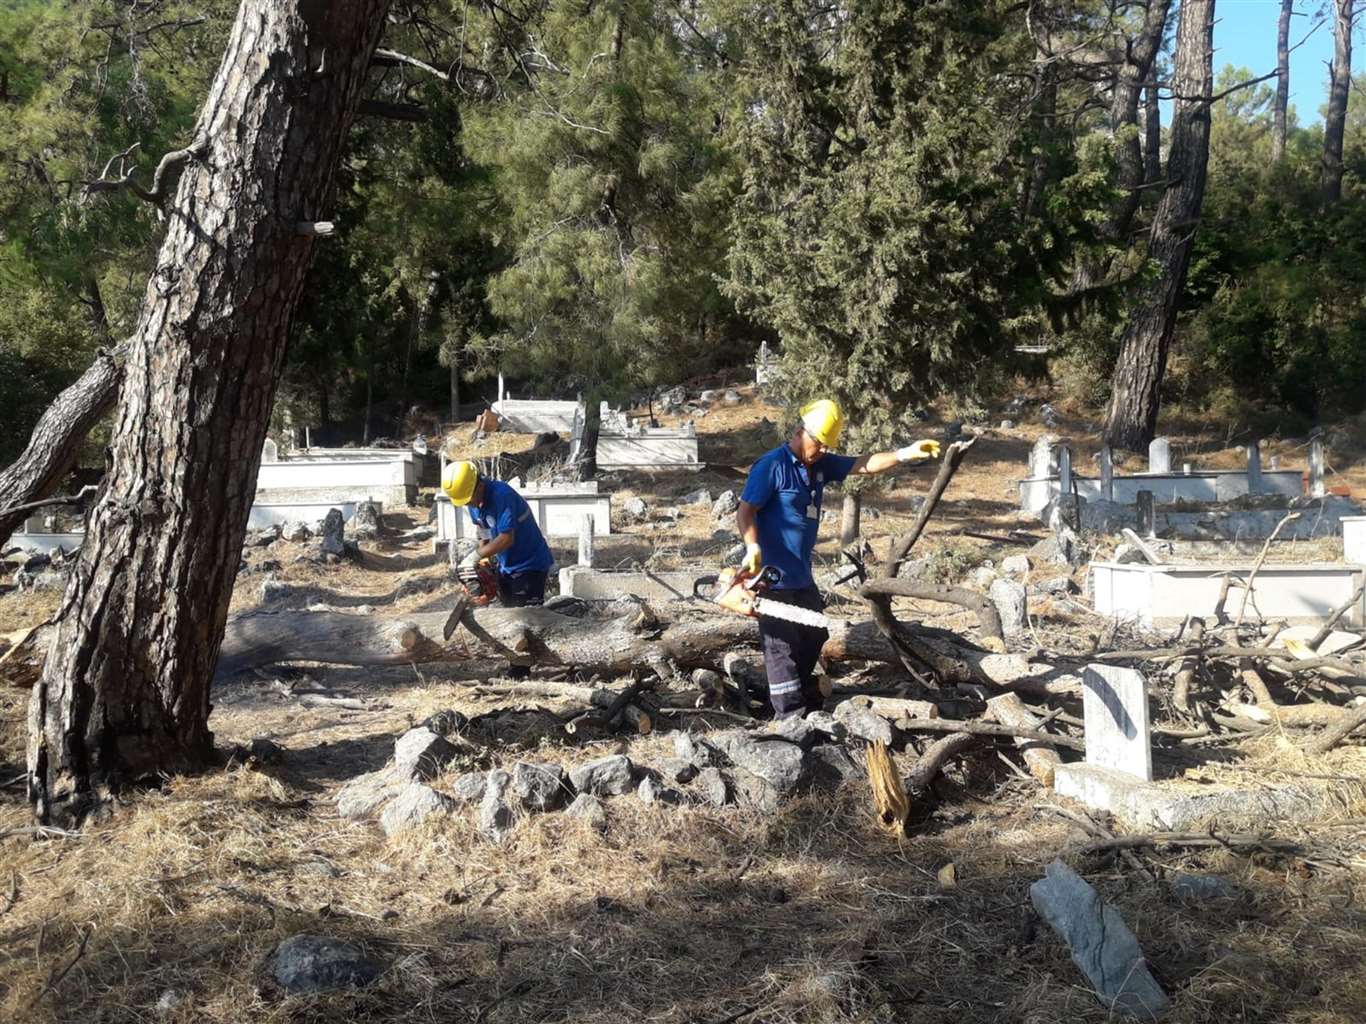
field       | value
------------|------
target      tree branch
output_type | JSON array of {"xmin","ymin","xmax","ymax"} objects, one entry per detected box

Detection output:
[{"xmin": 82, "ymin": 137, "xmax": 207, "ymax": 207}]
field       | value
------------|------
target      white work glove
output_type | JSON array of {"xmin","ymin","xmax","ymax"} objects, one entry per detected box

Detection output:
[
  {"xmin": 740, "ymin": 543, "xmax": 762, "ymax": 576},
  {"xmin": 896, "ymin": 439, "xmax": 941, "ymax": 463}
]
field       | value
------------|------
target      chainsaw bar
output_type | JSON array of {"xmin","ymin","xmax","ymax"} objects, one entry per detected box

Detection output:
[{"xmin": 751, "ymin": 597, "xmax": 831, "ymax": 630}]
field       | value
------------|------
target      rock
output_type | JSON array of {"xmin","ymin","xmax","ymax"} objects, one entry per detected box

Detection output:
[
  {"xmin": 544, "ymin": 595, "xmax": 592, "ymax": 617},
  {"xmin": 621, "ymin": 496, "xmax": 648, "ymax": 522},
  {"xmin": 421, "ymin": 709, "xmax": 469, "ymax": 737},
  {"xmin": 730, "ymin": 766, "xmax": 781, "ymax": 813},
  {"xmin": 262, "ymin": 934, "xmax": 384, "ymax": 994},
  {"xmin": 968, "ymin": 566, "xmax": 997, "ymax": 590},
  {"xmin": 319, "ymin": 509, "xmax": 346, "ymax": 558},
  {"xmin": 1169, "ymin": 873, "xmax": 1243, "ymax": 901},
  {"xmin": 280, "ymin": 520, "xmax": 311, "ymax": 542},
  {"xmin": 512, "ymin": 761, "xmax": 570, "ymax": 812},
  {"xmin": 658, "ymin": 385, "xmax": 686, "ymax": 410},
  {"xmin": 478, "ymin": 769, "xmax": 517, "ymax": 842},
  {"xmin": 568, "ymin": 754, "xmax": 635, "ymax": 796},
  {"xmin": 336, "ymin": 768, "xmax": 404, "ymax": 820},
  {"xmin": 248, "ymin": 737, "xmax": 285, "ymax": 763},
  {"xmin": 709, "ymin": 730, "xmax": 806, "ymax": 794},
  {"xmin": 988, "ymin": 578, "xmax": 1027, "ymax": 636},
  {"xmin": 807, "ymin": 744, "xmax": 862, "ymax": 789},
  {"xmin": 565, "ymin": 792, "xmax": 608, "ymax": 830},
  {"xmin": 352, "ymin": 500, "xmax": 384, "ymax": 540},
  {"xmin": 723, "ymin": 389, "xmax": 742, "ymax": 405},
  {"xmin": 1033, "ymin": 576, "xmax": 1076, "ymax": 596},
  {"xmin": 1039, "ymin": 403, "xmax": 1059, "ymax": 427},
  {"xmin": 660, "ymin": 757, "xmax": 698, "ymax": 785},
  {"xmin": 450, "ymin": 772, "xmax": 487, "ymax": 804},
  {"xmin": 1029, "ymin": 533, "xmax": 1085, "ymax": 570},
  {"xmin": 256, "ymin": 559, "xmax": 282, "ymax": 574},
  {"xmin": 944, "ymin": 420, "xmax": 964, "ymax": 442},
  {"xmin": 637, "ymin": 775, "xmax": 681, "ymax": 806},
  {"xmin": 680, "ymin": 488, "xmax": 713, "ymax": 506},
  {"xmin": 691, "ymin": 668, "xmax": 725, "ymax": 699},
  {"xmin": 692, "ymin": 767, "xmax": 731, "ymax": 807},
  {"xmin": 801, "ymin": 711, "xmax": 847, "ymax": 743},
  {"xmin": 831, "ymin": 703, "xmax": 894, "ymax": 746},
  {"xmin": 896, "ymin": 558, "xmax": 928, "ymax": 580},
  {"xmin": 711, "ymin": 489, "xmax": 740, "ymax": 519},
  {"xmin": 699, "ymin": 389, "xmax": 718, "ymax": 403},
  {"xmin": 380, "ymin": 783, "xmax": 456, "ymax": 836},
  {"xmin": 245, "ymin": 526, "xmax": 279, "ymax": 548},
  {"xmin": 771, "ymin": 715, "xmax": 821, "ymax": 750},
  {"xmin": 1114, "ymin": 543, "xmax": 1147, "ymax": 565},
  {"xmin": 155, "ymin": 989, "xmax": 184, "ymax": 1013},
  {"xmin": 1030, "ymin": 860, "xmax": 1170, "ymax": 1019},
  {"xmin": 723, "ymin": 542, "xmax": 747, "ymax": 567},
  {"xmin": 1001, "ymin": 554, "xmax": 1030, "ymax": 575},
  {"xmin": 393, "ymin": 727, "xmax": 460, "ymax": 781},
  {"xmin": 673, "ymin": 731, "xmax": 721, "ymax": 768},
  {"xmin": 999, "ymin": 419, "xmax": 1015, "ymax": 429}
]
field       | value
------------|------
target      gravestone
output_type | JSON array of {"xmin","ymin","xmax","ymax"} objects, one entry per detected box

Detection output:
[
  {"xmin": 1147, "ymin": 437, "xmax": 1170, "ymax": 474},
  {"xmin": 1135, "ymin": 490, "xmax": 1155, "ymax": 538},
  {"xmin": 1099, "ymin": 446, "xmax": 1114, "ymax": 501},
  {"xmin": 1310, "ymin": 438, "xmax": 1326, "ymax": 498},
  {"xmin": 1029, "ymin": 436, "xmax": 1057, "ymax": 478},
  {"xmin": 1246, "ymin": 440, "xmax": 1263, "ymax": 494},
  {"xmin": 578, "ymin": 514, "xmax": 595, "ymax": 568},
  {"xmin": 1057, "ymin": 445, "xmax": 1073, "ymax": 494},
  {"xmin": 1081, "ymin": 664, "xmax": 1152, "ymax": 781},
  {"xmin": 262, "ymin": 438, "xmax": 279, "ymax": 463}
]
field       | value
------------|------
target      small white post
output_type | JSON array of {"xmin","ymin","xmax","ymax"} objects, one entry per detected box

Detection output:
[
  {"xmin": 1246, "ymin": 439, "xmax": 1263, "ymax": 494},
  {"xmin": 578, "ymin": 514, "xmax": 595, "ymax": 567},
  {"xmin": 1099, "ymin": 446, "xmax": 1114, "ymax": 501},
  {"xmin": 1310, "ymin": 438, "xmax": 1326, "ymax": 498}
]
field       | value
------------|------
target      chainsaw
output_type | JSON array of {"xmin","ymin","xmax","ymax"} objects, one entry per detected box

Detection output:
[
  {"xmin": 443, "ymin": 560, "xmax": 500, "ymax": 643},
  {"xmin": 693, "ymin": 566, "xmax": 831, "ymax": 629}
]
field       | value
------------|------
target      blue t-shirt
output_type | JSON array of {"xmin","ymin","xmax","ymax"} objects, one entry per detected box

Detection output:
[
  {"xmin": 740, "ymin": 445, "xmax": 857, "ymax": 590},
  {"xmin": 468, "ymin": 480, "xmax": 556, "ymax": 575}
]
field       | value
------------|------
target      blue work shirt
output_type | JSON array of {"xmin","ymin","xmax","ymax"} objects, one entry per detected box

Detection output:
[
  {"xmin": 740, "ymin": 444, "xmax": 857, "ymax": 590},
  {"xmin": 468, "ymin": 480, "xmax": 556, "ymax": 575}
]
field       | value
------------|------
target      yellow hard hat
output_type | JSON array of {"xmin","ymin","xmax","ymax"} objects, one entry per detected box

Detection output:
[
  {"xmin": 442, "ymin": 460, "xmax": 478, "ymax": 505},
  {"xmin": 800, "ymin": 399, "xmax": 844, "ymax": 449}
]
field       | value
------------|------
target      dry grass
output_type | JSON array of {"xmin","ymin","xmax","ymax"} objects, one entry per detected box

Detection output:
[{"xmin": 4, "ymin": 386, "xmax": 1366, "ymax": 1021}]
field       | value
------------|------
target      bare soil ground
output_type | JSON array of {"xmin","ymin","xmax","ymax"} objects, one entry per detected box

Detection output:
[{"xmin": 2, "ymin": 383, "xmax": 1366, "ymax": 1023}]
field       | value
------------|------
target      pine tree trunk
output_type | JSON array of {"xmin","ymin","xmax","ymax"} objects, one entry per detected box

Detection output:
[
  {"xmin": 840, "ymin": 491, "xmax": 861, "ymax": 547},
  {"xmin": 1322, "ymin": 0, "xmax": 1353, "ymax": 201},
  {"xmin": 1272, "ymin": 0, "xmax": 1293, "ymax": 163},
  {"xmin": 574, "ymin": 386, "xmax": 602, "ymax": 481},
  {"xmin": 1103, "ymin": 0, "xmax": 1215, "ymax": 451},
  {"xmin": 27, "ymin": 0, "xmax": 392, "ymax": 827},
  {"xmin": 1143, "ymin": 63, "xmax": 1162, "ymax": 186},
  {"xmin": 0, "ymin": 343, "xmax": 126, "ymax": 544}
]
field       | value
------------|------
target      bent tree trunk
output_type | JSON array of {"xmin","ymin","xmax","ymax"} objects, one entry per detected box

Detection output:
[
  {"xmin": 28, "ymin": 0, "xmax": 392, "ymax": 826},
  {"xmin": 1272, "ymin": 0, "xmax": 1292, "ymax": 164},
  {"xmin": 0, "ymin": 343, "xmax": 126, "ymax": 544},
  {"xmin": 1103, "ymin": 0, "xmax": 1215, "ymax": 451}
]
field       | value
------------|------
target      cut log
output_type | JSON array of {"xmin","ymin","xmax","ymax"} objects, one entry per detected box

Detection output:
[
  {"xmin": 905, "ymin": 734, "xmax": 977, "ymax": 799},
  {"xmin": 214, "ymin": 605, "xmax": 1080, "ymax": 696},
  {"xmin": 840, "ymin": 695, "xmax": 939, "ymax": 728},
  {"xmin": 985, "ymin": 692, "xmax": 1062, "ymax": 787}
]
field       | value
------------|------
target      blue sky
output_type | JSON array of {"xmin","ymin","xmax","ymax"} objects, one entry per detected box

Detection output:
[{"xmin": 1212, "ymin": 1, "xmax": 1343, "ymax": 123}]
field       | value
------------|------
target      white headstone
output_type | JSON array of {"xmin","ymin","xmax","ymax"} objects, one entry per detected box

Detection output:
[
  {"xmin": 412, "ymin": 434, "xmax": 428, "ymax": 455},
  {"xmin": 1099, "ymin": 446, "xmax": 1114, "ymax": 501},
  {"xmin": 1029, "ymin": 436, "xmax": 1057, "ymax": 479},
  {"xmin": 578, "ymin": 514, "xmax": 595, "ymax": 567},
  {"xmin": 1081, "ymin": 664, "xmax": 1152, "ymax": 781},
  {"xmin": 262, "ymin": 438, "xmax": 279, "ymax": 463},
  {"xmin": 1057, "ymin": 445, "xmax": 1073, "ymax": 493},
  {"xmin": 1310, "ymin": 438, "xmax": 1326, "ymax": 498},
  {"xmin": 1147, "ymin": 437, "xmax": 1170, "ymax": 474},
  {"xmin": 1246, "ymin": 440, "xmax": 1263, "ymax": 494}
]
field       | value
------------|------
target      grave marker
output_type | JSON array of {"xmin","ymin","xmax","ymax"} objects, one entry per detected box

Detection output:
[
  {"xmin": 1081, "ymin": 664, "xmax": 1153, "ymax": 781},
  {"xmin": 1099, "ymin": 446, "xmax": 1114, "ymax": 501},
  {"xmin": 1147, "ymin": 437, "xmax": 1170, "ymax": 474},
  {"xmin": 1310, "ymin": 438, "xmax": 1326, "ymax": 498},
  {"xmin": 1246, "ymin": 440, "xmax": 1263, "ymax": 494}
]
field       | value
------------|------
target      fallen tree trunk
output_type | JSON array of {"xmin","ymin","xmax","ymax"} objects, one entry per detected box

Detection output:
[
  {"xmin": 986, "ymin": 692, "xmax": 1063, "ymax": 786},
  {"xmin": 214, "ymin": 605, "xmax": 1080, "ymax": 695}
]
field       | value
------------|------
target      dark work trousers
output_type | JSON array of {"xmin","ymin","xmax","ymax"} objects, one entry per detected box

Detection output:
[
  {"xmin": 757, "ymin": 586, "xmax": 829, "ymax": 718},
  {"xmin": 497, "ymin": 570, "xmax": 548, "ymax": 678}
]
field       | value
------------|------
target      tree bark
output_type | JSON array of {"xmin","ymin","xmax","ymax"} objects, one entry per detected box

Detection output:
[
  {"xmin": 1322, "ymin": 0, "xmax": 1353, "ymax": 201},
  {"xmin": 0, "ymin": 342, "xmax": 127, "ymax": 544},
  {"xmin": 839, "ymin": 491, "xmax": 861, "ymax": 547},
  {"xmin": 573, "ymin": 385, "xmax": 603, "ymax": 481},
  {"xmin": 1143, "ymin": 62, "xmax": 1162, "ymax": 186},
  {"xmin": 1102, "ymin": 0, "xmax": 1215, "ymax": 451},
  {"xmin": 1272, "ymin": 0, "xmax": 1293, "ymax": 163},
  {"xmin": 28, "ymin": 0, "xmax": 394, "ymax": 827}
]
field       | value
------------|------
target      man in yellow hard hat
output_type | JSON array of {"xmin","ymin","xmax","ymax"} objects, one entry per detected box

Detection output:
[
  {"xmin": 736, "ymin": 398, "xmax": 940, "ymax": 718},
  {"xmin": 442, "ymin": 459, "xmax": 556, "ymax": 613}
]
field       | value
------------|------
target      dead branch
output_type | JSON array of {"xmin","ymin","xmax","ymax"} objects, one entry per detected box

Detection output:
[
  {"xmin": 859, "ymin": 578, "xmax": 1004, "ymax": 650},
  {"xmin": 1309, "ymin": 580, "xmax": 1366, "ymax": 650},
  {"xmin": 82, "ymin": 137, "xmax": 207, "ymax": 206},
  {"xmin": 986, "ymin": 692, "xmax": 1062, "ymax": 785},
  {"xmin": 1307, "ymin": 702, "xmax": 1366, "ymax": 754},
  {"xmin": 899, "ymin": 717, "xmax": 1084, "ymax": 750},
  {"xmin": 905, "ymin": 733, "xmax": 976, "ymax": 798},
  {"xmin": 1234, "ymin": 511, "xmax": 1300, "ymax": 630}
]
